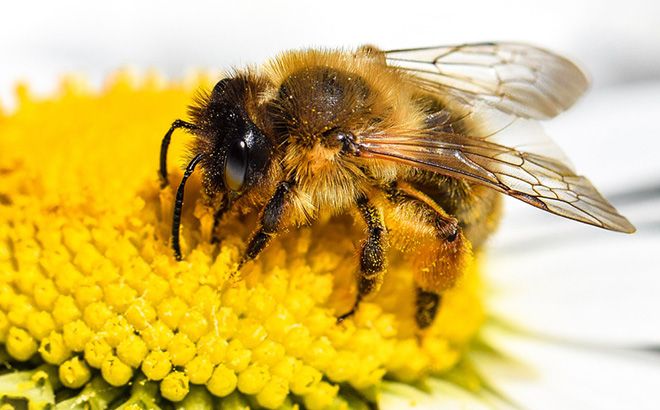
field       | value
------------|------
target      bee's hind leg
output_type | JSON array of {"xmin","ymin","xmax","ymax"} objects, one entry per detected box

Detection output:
[
  {"xmin": 337, "ymin": 194, "xmax": 387, "ymax": 323},
  {"xmin": 415, "ymin": 287, "xmax": 442, "ymax": 329},
  {"xmin": 384, "ymin": 181, "xmax": 470, "ymax": 330}
]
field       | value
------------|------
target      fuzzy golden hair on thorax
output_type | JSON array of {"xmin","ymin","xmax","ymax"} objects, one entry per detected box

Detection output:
[
  {"xmin": 263, "ymin": 48, "xmax": 427, "ymax": 136},
  {"xmin": 253, "ymin": 48, "xmax": 432, "ymax": 220}
]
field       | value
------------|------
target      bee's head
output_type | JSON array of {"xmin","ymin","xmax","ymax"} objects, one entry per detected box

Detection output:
[{"xmin": 190, "ymin": 76, "xmax": 274, "ymax": 197}]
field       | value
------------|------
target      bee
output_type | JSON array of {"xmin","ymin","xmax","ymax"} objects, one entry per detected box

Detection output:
[{"xmin": 159, "ymin": 43, "xmax": 635, "ymax": 329}]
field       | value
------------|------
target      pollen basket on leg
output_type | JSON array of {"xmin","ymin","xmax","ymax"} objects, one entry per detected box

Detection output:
[{"xmin": 0, "ymin": 71, "xmax": 485, "ymax": 407}]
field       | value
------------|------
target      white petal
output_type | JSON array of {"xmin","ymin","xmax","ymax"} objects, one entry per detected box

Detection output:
[
  {"xmin": 484, "ymin": 220, "xmax": 660, "ymax": 346},
  {"xmin": 380, "ymin": 379, "xmax": 513, "ymax": 410},
  {"xmin": 475, "ymin": 326, "xmax": 660, "ymax": 410}
]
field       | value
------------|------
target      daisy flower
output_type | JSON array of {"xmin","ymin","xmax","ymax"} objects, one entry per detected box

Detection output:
[{"xmin": 0, "ymin": 73, "xmax": 657, "ymax": 409}]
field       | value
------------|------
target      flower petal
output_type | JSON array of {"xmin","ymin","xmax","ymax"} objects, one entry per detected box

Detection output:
[
  {"xmin": 485, "ymin": 210, "xmax": 660, "ymax": 346},
  {"xmin": 475, "ymin": 325, "xmax": 660, "ymax": 410},
  {"xmin": 380, "ymin": 379, "xmax": 513, "ymax": 410}
]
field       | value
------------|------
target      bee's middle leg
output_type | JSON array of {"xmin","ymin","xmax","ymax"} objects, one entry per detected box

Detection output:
[{"xmin": 337, "ymin": 194, "xmax": 387, "ymax": 323}]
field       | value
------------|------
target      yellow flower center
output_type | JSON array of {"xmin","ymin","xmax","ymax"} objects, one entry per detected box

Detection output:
[{"xmin": 0, "ymin": 72, "xmax": 484, "ymax": 409}]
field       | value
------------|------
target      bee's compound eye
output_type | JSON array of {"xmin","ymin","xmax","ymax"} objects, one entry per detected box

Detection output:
[{"xmin": 224, "ymin": 139, "xmax": 248, "ymax": 191}]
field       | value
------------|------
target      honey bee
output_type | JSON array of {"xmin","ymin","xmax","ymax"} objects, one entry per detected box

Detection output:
[{"xmin": 159, "ymin": 43, "xmax": 635, "ymax": 329}]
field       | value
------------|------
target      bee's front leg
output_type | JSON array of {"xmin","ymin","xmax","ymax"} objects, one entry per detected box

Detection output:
[
  {"xmin": 337, "ymin": 194, "xmax": 387, "ymax": 323},
  {"xmin": 239, "ymin": 181, "xmax": 293, "ymax": 268},
  {"xmin": 210, "ymin": 194, "xmax": 231, "ymax": 244}
]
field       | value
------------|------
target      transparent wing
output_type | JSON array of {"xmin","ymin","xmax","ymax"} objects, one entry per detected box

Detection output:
[
  {"xmin": 385, "ymin": 42, "xmax": 589, "ymax": 120},
  {"xmin": 353, "ymin": 123, "xmax": 635, "ymax": 233}
]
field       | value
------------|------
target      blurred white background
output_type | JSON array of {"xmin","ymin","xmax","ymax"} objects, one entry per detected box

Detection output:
[
  {"xmin": 1, "ymin": 0, "xmax": 659, "ymax": 103},
  {"xmin": 1, "ymin": 1, "xmax": 659, "ymax": 408}
]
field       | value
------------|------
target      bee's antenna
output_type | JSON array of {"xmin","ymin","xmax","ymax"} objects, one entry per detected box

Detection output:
[
  {"xmin": 172, "ymin": 153, "xmax": 204, "ymax": 260},
  {"xmin": 160, "ymin": 119, "xmax": 197, "ymax": 188}
]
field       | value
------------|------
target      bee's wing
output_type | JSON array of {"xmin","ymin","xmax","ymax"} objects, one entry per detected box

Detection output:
[
  {"xmin": 385, "ymin": 42, "xmax": 589, "ymax": 120},
  {"xmin": 354, "ymin": 118, "xmax": 635, "ymax": 233}
]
